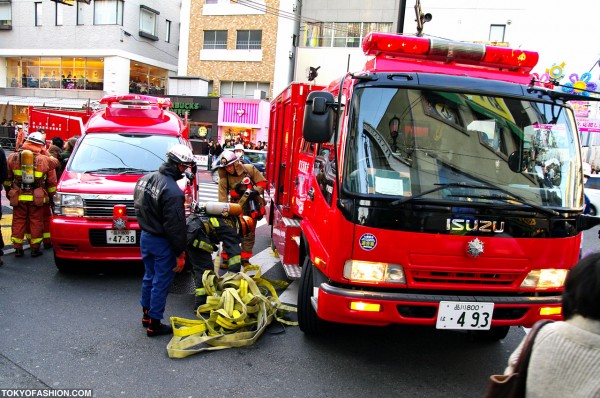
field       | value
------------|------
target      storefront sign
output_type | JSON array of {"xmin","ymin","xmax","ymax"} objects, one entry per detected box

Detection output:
[
  {"xmin": 198, "ymin": 126, "xmax": 208, "ymax": 137},
  {"xmin": 172, "ymin": 102, "xmax": 200, "ymax": 117},
  {"xmin": 578, "ymin": 119, "xmax": 600, "ymax": 132}
]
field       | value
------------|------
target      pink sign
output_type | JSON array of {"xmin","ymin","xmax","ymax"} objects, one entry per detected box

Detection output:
[
  {"xmin": 577, "ymin": 119, "xmax": 600, "ymax": 132},
  {"xmin": 571, "ymin": 101, "xmax": 590, "ymax": 118}
]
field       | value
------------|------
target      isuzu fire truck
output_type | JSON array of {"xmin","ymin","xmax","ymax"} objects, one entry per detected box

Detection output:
[
  {"xmin": 266, "ymin": 32, "xmax": 600, "ymax": 339},
  {"xmin": 50, "ymin": 95, "xmax": 197, "ymax": 271}
]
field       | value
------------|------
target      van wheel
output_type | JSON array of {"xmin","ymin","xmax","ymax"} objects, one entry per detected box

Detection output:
[
  {"xmin": 473, "ymin": 326, "xmax": 510, "ymax": 341},
  {"xmin": 54, "ymin": 253, "xmax": 74, "ymax": 272},
  {"xmin": 212, "ymin": 170, "xmax": 220, "ymax": 184},
  {"xmin": 298, "ymin": 255, "xmax": 325, "ymax": 335},
  {"xmin": 590, "ymin": 205, "xmax": 597, "ymax": 216}
]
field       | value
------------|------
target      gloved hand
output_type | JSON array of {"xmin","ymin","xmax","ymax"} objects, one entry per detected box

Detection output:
[
  {"xmin": 173, "ymin": 252, "xmax": 186, "ymax": 273},
  {"xmin": 234, "ymin": 182, "xmax": 246, "ymax": 196}
]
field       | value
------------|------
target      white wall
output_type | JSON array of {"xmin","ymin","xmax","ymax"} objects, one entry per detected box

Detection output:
[{"xmin": 103, "ymin": 56, "xmax": 131, "ymax": 95}]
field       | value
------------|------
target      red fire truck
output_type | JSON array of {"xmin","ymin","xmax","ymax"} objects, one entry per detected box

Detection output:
[
  {"xmin": 266, "ymin": 32, "xmax": 600, "ymax": 339},
  {"xmin": 29, "ymin": 106, "xmax": 93, "ymax": 142},
  {"xmin": 50, "ymin": 94, "xmax": 197, "ymax": 271}
]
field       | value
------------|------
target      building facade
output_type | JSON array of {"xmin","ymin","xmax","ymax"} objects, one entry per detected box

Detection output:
[{"xmin": 0, "ymin": 0, "xmax": 181, "ymax": 125}]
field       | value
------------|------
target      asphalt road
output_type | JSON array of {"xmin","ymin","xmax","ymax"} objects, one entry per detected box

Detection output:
[{"xmin": 0, "ymin": 172, "xmax": 599, "ymax": 398}]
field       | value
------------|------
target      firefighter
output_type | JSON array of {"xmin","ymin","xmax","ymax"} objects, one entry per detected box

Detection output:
[
  {"xmin": 186, "ymin": 201, "xmax": 255, "ymax": 309},
  {"xmin": 14, "ymin": 125, "xmax": 25, "ymax": 151},
  {"xmin": 217, "ymin": 150, "xmax": 266, "ymax": 265},
  {"xmin": 4, "ymin": 132, "xmax": 58, "ymax": 257}
]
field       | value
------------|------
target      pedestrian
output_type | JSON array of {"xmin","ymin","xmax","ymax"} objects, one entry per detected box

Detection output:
[
  {"xmin": 186, "ymin": 203, "xmax": 252, "ymax": 309},
  {"xmin": 217, "ymin": 150, "xmax": 267, "ymax": 266},
  {"xmin": 0, "ymin": 145, "xmax": 7, "ymax": 266},
  {"xmin": 61, "ymin": 136, "xmax": 77, "ymax": 165},
  {"xmin": 212, "ymin": 141, "xmax": 223, "ymax": 168},
  {"xmin": 502, "ymin": 252, "xmax": 600, "ymax": 397},
  {"xmin": 4, "ymin": 132, "xmax": 58, "ymax": 257},
  {"xmin": 207, "ymin": 140, "xmax": 215, "ymax": 171},
  {"xmin": 48, "ymin": 137, "xmax": 64, "ymax": 178},
  {"xmin": 134, "ymin": 144, "xmax": 196, "ymax": 337},
  {"xmin": 14, "ymin": 125, "xmax": 25, "ymax": 151}
]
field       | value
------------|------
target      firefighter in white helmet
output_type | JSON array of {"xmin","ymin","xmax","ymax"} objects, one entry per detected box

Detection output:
[
  {"xmin": 216, "ymin": 149, "xmax": 267, "ymax": 266},
  {"xmin": 134, "ymin": 143, "xmax": 196, "ymax": 337},
  {"xmin": 4, "ymin": 132, "xmax": 59, "ymax": 257}
]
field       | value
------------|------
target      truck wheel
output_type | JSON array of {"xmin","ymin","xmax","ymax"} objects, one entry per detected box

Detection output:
[
  {"xmin": 54, "ymin": 253, "xmax": 74, "ymax": 272},
  {"xmin": 298, "ymin": 256, "xmax": 325, "ymax": 335},
  {"xmin": 473, "ymin": 326, "xmax": 510, "ymax": 341},
  {"xmin": 212, "ymin": 170, "xmax": 220, "ymax": 184}
]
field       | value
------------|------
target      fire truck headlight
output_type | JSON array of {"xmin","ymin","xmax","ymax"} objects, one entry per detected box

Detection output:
[
  {"xmin": 343, "ymin": 260, "xmax": 406, "ymax": 284},
  {"xmin": 520, "ymin": 269, "xmax": 568, "ymax": 289},
  {"xmin": 57, "ymin": 194, "xmax": 84, "ymax": 217}
]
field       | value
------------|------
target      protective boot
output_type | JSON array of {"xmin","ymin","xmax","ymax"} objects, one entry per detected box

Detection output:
[
  {"xmin": 146, "ymin": 319, "xmax": 172, "ymax": 337},
  {"xmin": 14, "ymin": 248, "xmax": 25, "ymax": 257},
  {"xmin": 142, "ymin": 308, "xmax": 150, "ymax": 328},
  {"xmin": 31, "ymin": 248, "xmax": 43, "ymax": 257}
]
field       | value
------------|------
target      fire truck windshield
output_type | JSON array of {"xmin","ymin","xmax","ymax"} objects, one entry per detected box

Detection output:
[
  {"xmin": 343, "ymin": 87, "xmax": 582, "ymax": 210},
  {"xmin": 68, "ymin": 133, "xmax": 182, "ymax": 174}
]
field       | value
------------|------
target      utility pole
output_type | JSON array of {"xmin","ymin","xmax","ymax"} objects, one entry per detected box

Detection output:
[{"xmin": 396, "ymin": 0, "xmax": 406, "ymax": 34}]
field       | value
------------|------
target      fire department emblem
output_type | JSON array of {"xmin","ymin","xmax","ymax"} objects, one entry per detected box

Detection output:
[
  {"xmin": 466, "ymin": 238, "xmax": 484, "ymax": 258},
  {"xmin": 113, "ymin": 218, "xmax": 126, "ymax": 230}
]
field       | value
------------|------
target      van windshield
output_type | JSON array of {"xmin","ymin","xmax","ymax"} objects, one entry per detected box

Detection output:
[
  {"xmin": 343, "ymin": 87, "xmax": 583, "ymax": 209},
  {"xmin": 68, "ymin": 133, "xmax": 182, "ymax": 174}
]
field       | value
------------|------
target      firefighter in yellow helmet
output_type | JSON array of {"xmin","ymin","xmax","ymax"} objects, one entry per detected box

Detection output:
[
  {"xmin": 185, "ymin": 201, "xmax": 255, "ymax": 309},
  {"xmin": 217, "ymin": 149, "xmax": 266, "ymax": 266},
  {"xmin": 4, "ymin": 132, "xmax": 59, "ymax": 257}
]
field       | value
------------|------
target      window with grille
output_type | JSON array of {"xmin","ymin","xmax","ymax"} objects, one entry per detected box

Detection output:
[
  {"xmin": 236, "ymin": 30, "xmax": 262, "ymax": 50},
  {"xmin": 220, "ymin": 81, "xmax": 270, "ymax": 100},
  {"xmin": 204, "ymin": 30, "xmax": 227, "ymax": 49}
]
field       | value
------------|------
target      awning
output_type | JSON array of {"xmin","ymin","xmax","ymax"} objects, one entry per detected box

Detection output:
[{"xmin": 0, "ymin": 95, "xmax": 93, "ymax": 109}]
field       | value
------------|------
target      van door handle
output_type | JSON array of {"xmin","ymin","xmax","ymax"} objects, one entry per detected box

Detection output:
[{"xmin": 307, "ymin": 187, "xmax": 315, "ymax": 201}]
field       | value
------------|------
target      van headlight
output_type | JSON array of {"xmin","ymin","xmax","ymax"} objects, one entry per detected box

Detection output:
[
  {"xmin": 520, "ymin": 269, "xmax": 568, "ymax": 289},
  {"xmin": 343, "ymin": 260, "xmax": 406, "ymax": 284},
  {"xmin": 54, "ymin": 193, "xmax": 84, "ymax": 217}
]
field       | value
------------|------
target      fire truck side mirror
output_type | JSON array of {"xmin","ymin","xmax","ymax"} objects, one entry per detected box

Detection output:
[{"xmin": 303, "ymin": 91, "xmax": 335, "ymax": 143}]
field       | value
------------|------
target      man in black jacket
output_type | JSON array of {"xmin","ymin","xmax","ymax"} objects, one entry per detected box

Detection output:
[{"xmin": 134, "ymin": 144, "xmax": 195, "ymax": 337}]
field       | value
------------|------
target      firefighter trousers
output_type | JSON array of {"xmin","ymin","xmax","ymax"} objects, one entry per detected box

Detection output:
[
  {"xmin": 241, "ymin": 231, "xmax": 255, "ymax": 262},
  {"xmin": 139, "ymin": 231, "xmax": 177, "ymax": 321},
  {"xmin": 11, "ymin": 202, "xmax": 44, "ymax": 250}
]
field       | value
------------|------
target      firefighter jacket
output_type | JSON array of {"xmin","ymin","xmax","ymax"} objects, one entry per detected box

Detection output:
[
  {"xmin": 218, "ymin": 163, "xmax": 266, "ymax": 215},
  {"xmin": 133, "ymin": 162, "xmax": 187, "ymax": 257},
  {"xmin": 4, "ymin": 142, "xmax": 58, "ymax": 206},
  {"xmin": 186, "ymin": 213, "xmax": 241, "ymax": 256}
]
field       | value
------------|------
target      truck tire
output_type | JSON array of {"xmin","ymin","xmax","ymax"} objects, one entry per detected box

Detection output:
[
  {"xmin": 298, "ymin": 256, "xmax": 325, "ymax": 335},
  {"xmin": 54, "ymin": 253, "xmax": 74, "ymax": 272}
]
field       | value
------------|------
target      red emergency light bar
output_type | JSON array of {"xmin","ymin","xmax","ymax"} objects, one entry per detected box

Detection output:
[
  {"xmin": 100, "ymin": 94, "xmax": 172, "ymax": 109},
  {"xmin": 362, "ymin": 32, "xmax": 538, "ymax": 73}
]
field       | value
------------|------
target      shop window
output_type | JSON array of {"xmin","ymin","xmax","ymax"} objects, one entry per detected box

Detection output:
[
  {"xmin": 0, "ymin": 0, "xmax": 12, "ymax": 30},
  {"xmin": 139, "ymin": 5, "xmax": 159, "ymax": 41},
  {"xmin": 236, "ymin": 30, "xmax": 262, "ymax": 50},
  {"xmin": 35, "ymin": 2, "xmax": 42, "ymax": 26},
  {"xmin": 94, "ymin": 0, "xmax": 123, "ymax": 25},
  {"xmin": 204, "ymin": 30, "xmax": 227, "ymax": 49}
]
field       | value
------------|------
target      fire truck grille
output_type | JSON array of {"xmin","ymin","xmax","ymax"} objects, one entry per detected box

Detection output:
[
  {"xmin": 83, "ymin": 199, "xmax": 136, "ymax": 218},
  {"xmin": 411, "ymin": 270, "xmax": 518, "ymax": 286}
]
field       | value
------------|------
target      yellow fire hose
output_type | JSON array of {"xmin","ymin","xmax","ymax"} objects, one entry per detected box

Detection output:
[{"xmin": 167, "ymin": 257, "xmax": 297, "ymax": 359}]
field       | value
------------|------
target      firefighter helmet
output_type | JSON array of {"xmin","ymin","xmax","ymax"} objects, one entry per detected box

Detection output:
[
  {"xmin": 218, "ymin": 150, "xmax": 238, "ymax": 167},
  {"xmin": 237, "ymin": 215, "xmax": 255, "ymax": 236},
  {"xmin": 167, "ymin": 144, "xmax": 195, "ymax": 166},
  {"xmin": 26, "ymin": 132, "xmax": 45, "ymax": 146}
]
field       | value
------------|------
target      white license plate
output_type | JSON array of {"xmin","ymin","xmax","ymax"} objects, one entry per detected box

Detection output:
[
  {"xmin": 436, "ymin": 301, "xmax": 494, "ymax": 330},
  {"xmin": 106, "ymin": 230, "xmax": 136, "ymax": 245}
]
